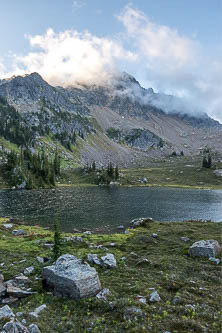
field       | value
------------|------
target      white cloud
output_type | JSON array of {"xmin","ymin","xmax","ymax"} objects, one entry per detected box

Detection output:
[
  {"xmin": 10, "ymin": 28, "xmax": 136, "ymax": 86},
  {"xmin": 0, "ymin": 4, "xmax": 221, "ymax": 122},
  {"xmin": 117, "ymin": 5, "xmax": 200, "ymax": 72},
  {"xmin": 117, "ymin": 5, "xmax": 222, "ymax": 122}
]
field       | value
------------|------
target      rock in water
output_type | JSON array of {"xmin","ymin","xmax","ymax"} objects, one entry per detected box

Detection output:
[
  {"xmin": 42, "ymin": 254, "xmax": 101, "ymax": 299},
  {"xmin": 189, "ymin": 240, "xmax": 220, "ymax": 258}
]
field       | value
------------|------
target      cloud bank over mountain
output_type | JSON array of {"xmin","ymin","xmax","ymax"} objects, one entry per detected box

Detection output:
[{"xmin": 0, "ymin": 5, "xmax": 221, "ymax": 122}]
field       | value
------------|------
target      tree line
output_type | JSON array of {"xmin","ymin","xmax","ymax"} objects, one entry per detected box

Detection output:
[{"xmin": 2, "ymin": 147, "xmax": 60, "ymax": 189}]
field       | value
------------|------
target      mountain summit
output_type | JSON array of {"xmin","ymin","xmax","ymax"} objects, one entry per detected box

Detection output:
[{"xmin": 0, "ymin": 72, "xmax": 221, "ymax": 167}]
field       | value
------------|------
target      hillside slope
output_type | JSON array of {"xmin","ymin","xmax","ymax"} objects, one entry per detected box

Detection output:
[{"xmin": 0, "ymin": 72, "xmax": 221, "ymax": 168}]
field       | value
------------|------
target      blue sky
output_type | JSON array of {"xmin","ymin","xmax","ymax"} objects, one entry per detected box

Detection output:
[{"xmin": 0, "ymin": 0, "xmax": 222, "ymax": 121}]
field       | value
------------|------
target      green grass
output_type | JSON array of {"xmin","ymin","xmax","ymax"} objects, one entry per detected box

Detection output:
[
  {"xmin": 0, "ymin": 218, "xmax": 221, "ymax": 332},
  {"xmin": 120, "ymin": 155, "xmax": 222, "ymax": 189}
]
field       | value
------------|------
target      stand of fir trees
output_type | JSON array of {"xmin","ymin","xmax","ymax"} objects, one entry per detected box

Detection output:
[
  {"xmin": 84, "ymin": 161, "xmax": 119, "ymax": 185},
  {"xmin": 2, "ymin": 147, "xmax": 61, "ymax": 189},
  {"xmin": 202, "ymin": 154, "xmax": 212, "ymax": 168}
]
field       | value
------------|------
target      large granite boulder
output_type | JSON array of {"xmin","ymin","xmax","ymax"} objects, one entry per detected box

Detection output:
[
  {"xmin": 42, "ymin": 254, "xmax": 101, "ymax": 299},
  {"xmin": 189, "ymin": 240, "xmax": 220, "ymax": 258}
]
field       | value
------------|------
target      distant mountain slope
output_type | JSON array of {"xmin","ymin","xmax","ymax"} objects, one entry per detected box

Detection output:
[{"xmin": 0, "ymin": 72, "xmax": 221, "ymax": 167}]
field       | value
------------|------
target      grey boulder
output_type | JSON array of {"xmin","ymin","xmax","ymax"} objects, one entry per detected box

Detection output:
[
  {"xmin": 29, "ymin": 305, "xmax": 47, "ymax": 318},
  {"xmin": 29, "ymin": 324, "xmax": 41, "ymax": 333},
  {"xmin": 130, "ymin": 217, "xmax": 153, "ymax": 228},
  {"xmin": 42, "ymin": 254, "xmax": 101, "ymax": 299},
  {"xmin": 11, "ymin": 230, "xmax": 26, "ymax": 236},
  {"xmin": 101, "ymin": 253, "xmax": 116, "ymax": 269},
  {"xmin": 189, "ymin": 240, "xmax": 220, "ymax": 258},
  {"xmin": 0, "ymin": 274, "xmax": 6, "ymax": 297},
  {"xmin": 0, "ymin": 305, "xmax": 15, "ymax": 320},
  {"xmin": 149, "ymin": 291, "xmax": 161, "ymax": 302},
  {"xmin": 87, "ymin": 254, "xmax": 101, "ymax": 266},
  {"xmin": 3, "ymin": 320, "xmax": 29, "ymax": 333}
]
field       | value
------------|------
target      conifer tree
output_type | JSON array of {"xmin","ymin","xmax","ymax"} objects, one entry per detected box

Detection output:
[
  {"xmin": 115, "ymin": 165, "xmax": 119, "ymax": 180},
  {"xmin": 53, "ymin": 220, "xmax": 62, "ymax": 260}
]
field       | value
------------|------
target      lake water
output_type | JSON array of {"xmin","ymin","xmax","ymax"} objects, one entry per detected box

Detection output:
[{"xmin": 0, "ymin": 186, "xmax": 221, "ymax": 232}]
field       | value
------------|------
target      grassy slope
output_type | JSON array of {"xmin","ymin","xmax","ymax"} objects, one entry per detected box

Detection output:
[
  {"xmin": 0, "ymin": 218, "xmax": 221, "ymax": 332},
  {"xmin": 0, "ymin": 134, "xmax": 222, "ymax": 189},
  {"xmin": 120, "ymin": 156, "xmax": 222, "ymax": 189}
]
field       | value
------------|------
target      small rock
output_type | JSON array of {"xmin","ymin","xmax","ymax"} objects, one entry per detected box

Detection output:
[
  {"xmin": 117, "ymin": 225, "xmax": 124, "ymax": 230},
  {"xmin": 87, "ymin": 254, "xmax": 101, "ymax": 266},
  {"xmin": 152, "ymin": 233, "xmax": 158, "ymax": 238},
  {"xmin": 109, "ymin": 242, "xmax": 116, "ymax": 247},
  {"xmin": 172, "ymin": 296, "xmax": 182, "ymax": 305},
  {"xmin": 136, "ymin": 258, "xmax": 152, "ymax": 266},
  {"xmin": 16, "ymin": 312, "xmax": 23, "ymax": 317},
  {"xmin": 23, "ymin": 266, "xmax": 34, "ymax": 275},
  {"xmin": 185, "ymin": 304, "xmax": 195, "ymax": 312},
  {"xmin": 14, "ymin": 274, "xmax": 30, "ymax": 284},
  {"xmin": 123, "ymin": 306, "xmax": 143, "ymax": 320},
  {"xmin": 11, "ymin": 230, "xmax": 26, "ymax": 236},
  {"xmin": 101, "ymin": 253, "xmax": 117, "ymax": 269},
  {"xmin": 3, "ymin": 320, "xmax": 28, "ymax": 333},
  {"xmin": 83, "ymin": 231, "xmax": 92, "ymax": 235},
  {"xmin": 29, "ymin": 324, "xmax": 41, "ymax": 333},
  {"xmin": 124, "ymin": 230, "xmax": 129, "ymax": 234},
  {"xmin": 180, "ymin": 236, "xmax": 190, "ymax": 242},
  {"xmin": 189, "ymin": 240, "xmax": 221, "ymax": 258},
  {"xmin": 149, "ymin": 291, "xmax": 161, "ymax": 302},
  {"xmin": 96, "ymin": 288, "xmax": 111, "ymax": 301},
  {"xmin": 63, "ymin": 236, "xmax": 83, "ymax": 242},
  {"xmin": 29, "ymin": 304, "xmax": 47, "ymax": 318},
  {"xmin": 43, "ymin": 243, "xmax": 54, "ymax": 249},
  {"xmin": 136, "ymin": 295, "xmax": 147, "ymax": 304},
  {"xmin": 0, "ymin": 305, "xmax": 15, "ymax": 320},
  {"xmin": 1, "ymin": 298, "xmax": 18, "ymax": 304},
  {"xmin": 209, "ymin": 257, "xmax": 220, "ymax": 264},
  {"xmin": 3, "ymin": 224, "xmax": 13, "ymax": 229},
  {"xmin": 0, "ymin": 277, "xmax": 6, "ymax": 297},
  {"xmin": 21, "ymin": 319, "xmax": 27, "ymax": 325},
  {"xmin": 6, "ymin": 286, "xmax": 34, "ymax": 298},
  {"xmin": 36, "ymin": 257, "xmax": 44, "ymax": 264},
  {"xmin": 130, "ymin": 217, "xmax": 153, "ymax": 228}
]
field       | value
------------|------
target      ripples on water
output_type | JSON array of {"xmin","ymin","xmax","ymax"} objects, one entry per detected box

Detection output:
[{"xmin": 0, "ymin": 187, "xmax": 221, "ymax": 232}]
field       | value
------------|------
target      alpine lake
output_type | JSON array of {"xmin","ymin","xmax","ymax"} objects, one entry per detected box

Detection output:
[{"xmin": 0, "ymin": 186, "xmax": 221, "ymax": 232}]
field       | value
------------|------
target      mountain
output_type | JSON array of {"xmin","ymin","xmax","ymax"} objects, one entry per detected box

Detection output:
[{"xmin": 0, "ymin": 72, "xmax": 221, "ymax": 168}]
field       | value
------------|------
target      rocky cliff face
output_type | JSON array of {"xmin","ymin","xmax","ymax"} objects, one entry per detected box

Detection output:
[{"xmin": 0, "ymin": 72, "xmax": 221, "ymax": 167}]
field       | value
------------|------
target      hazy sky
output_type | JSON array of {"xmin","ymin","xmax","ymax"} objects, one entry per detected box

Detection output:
[{"xmin": 0, "ymin": 0, "xmax": 221, "ymax": 121}]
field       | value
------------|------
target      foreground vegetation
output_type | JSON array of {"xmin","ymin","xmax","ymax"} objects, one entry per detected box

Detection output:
[{"xmin": 0, "ymin": 217, "xmax": 221, "ymax": 332}]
